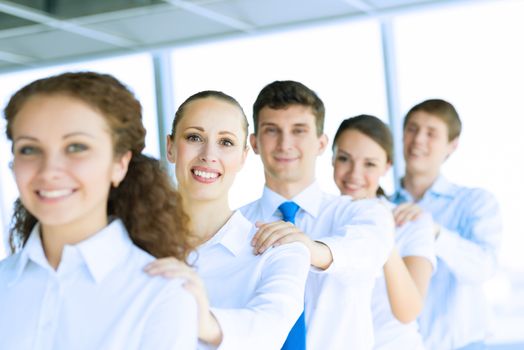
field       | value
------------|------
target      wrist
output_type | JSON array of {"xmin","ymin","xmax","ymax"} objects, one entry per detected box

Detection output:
[
  {"xmin": 311, "ymin": 241, "xmax": 333, "ymax": 270},
  {"xmin": 199, "ymin": 311, "xmax": 222, "ymax": 345}
]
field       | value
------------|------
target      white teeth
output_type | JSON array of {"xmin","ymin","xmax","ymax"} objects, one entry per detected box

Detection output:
[
  {"xmin": 39, "ymin": 189, "xmax": 73, "ymax": 198},
  {"xmin": 193, "ymin": 170, "xmax": 219, "ymax": 179}
]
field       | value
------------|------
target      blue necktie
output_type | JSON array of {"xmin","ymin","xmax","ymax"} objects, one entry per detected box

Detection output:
[{"xmin": 279, "ymin": 201, "xmax": 306, "ymax": 350}]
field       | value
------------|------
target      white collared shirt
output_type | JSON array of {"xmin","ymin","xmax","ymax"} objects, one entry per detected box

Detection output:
[
  {"xmin": 0, "ymin": 219, "xmax": 198, "ymax": 350},
  {"xmin": 240, "ymin": 182, "xmax": 395, "ymax": 350},
  {"xmin": 372, "ymin": 199, "xmax": 437, "ymax": 350},
  {"xmin": 192, "ymin": 211, "xmax": 310, "ymax": 350}
]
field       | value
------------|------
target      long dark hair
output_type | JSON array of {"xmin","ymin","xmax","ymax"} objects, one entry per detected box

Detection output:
[{"xmin": 5, "ymin": 71, "xmax": 194, "ymax": 260}]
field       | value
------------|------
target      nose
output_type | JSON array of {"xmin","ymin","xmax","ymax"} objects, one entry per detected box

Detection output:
[
  {"xmin": 39, "ymin": 151, "xmax": 66, "ymax": 180},
  {"xmin": 413, "ymin": 129, "xmax": 426, "ymax": 144},
  {"xmin": 199, "ymin": 142, "xmax": 218, "ymax": 163},
  {"xmin": 348, "ymin": 161, "xmax": 363, "ymax": 179},
  {"xmin": 277, "ymin": 131, "xmax": 293, "ymax": 151}
]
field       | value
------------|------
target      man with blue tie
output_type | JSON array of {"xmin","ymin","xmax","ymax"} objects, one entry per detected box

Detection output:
[
  {"xmin": 391, "ymin": 99, "xmax": 502, "ymax": 350},
  {"xmin": 240, "ymin": 80, "xmax": 395, "ymax": 349}
]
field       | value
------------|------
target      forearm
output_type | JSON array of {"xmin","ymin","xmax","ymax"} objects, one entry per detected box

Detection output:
[
  {"xmin": 383, "ymin": 248, "xmax": 424, "ymax": 323},
  {"xmin": 199, "ymin": 311, "xmax": 223, "ymax": 346}
]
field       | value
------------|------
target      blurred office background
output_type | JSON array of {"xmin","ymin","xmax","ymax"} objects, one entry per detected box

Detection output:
[{"xmin": 0, "ymin": 0, "xmax": 523, "ymax": 348}]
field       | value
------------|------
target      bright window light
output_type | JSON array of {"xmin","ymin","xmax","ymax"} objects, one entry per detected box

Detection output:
[{"xmin": 171, "ymin": 19, "xmax": 388, "ymax": 208}]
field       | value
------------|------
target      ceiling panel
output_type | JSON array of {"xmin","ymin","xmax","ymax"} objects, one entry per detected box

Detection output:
[
  {"xmin": 206, "ymin": 0, "xmax": 359, "ymax": 28},
  {"xmin": 87, "ymin": 6, "xmax": 238, "ymax": 44},
  {"xmin": 0, "ymin": 29, "xmax": 120, "ymax": 59},
  {"xmin": 0, "ymin": 0, "xmax": 476, "ymax": 73},
  {"xmin": 0, "ymin": 12, "xmax": 36, "ymax": 29}
]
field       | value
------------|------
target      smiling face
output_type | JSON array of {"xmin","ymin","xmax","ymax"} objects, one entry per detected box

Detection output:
[
  {"xmin": 250, "ymin": 105, "xmax": 328, "ymax": 194},
  {"xmin": 403, "ymin": 110, "xmax": 458, "ymax": 177},
  {"xmin": 332, "ymin": 129, "xmax": 391, "ymax": 199},
  {"xmin": 11, "ymin": 94, "xmax": 129, "ymax": 235},
  {"xmin": 166, "ymin": 96, "xmax": 248, "ymax": 204}
]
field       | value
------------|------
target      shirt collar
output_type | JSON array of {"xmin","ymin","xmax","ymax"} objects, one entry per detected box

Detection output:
[
  {"xmin": 259, "ymin": 181, "xmax": 323, "ymax": 220},
  {"xmin": 10, "ymin": 224, "xmax": 47, "ymax": 286},
  {"xmin": 427, "ymin": 175, "xmax": 455, "ymax": 198},
  {"xmin": 394, "ymin": 174, "xmax": 455, "ymax": 203},
  {"xmin": 10, "ymin": 219, "xmax": 132, "ymax": 285},
  {"xmin": 75, "ymin": 219, "xmax": 132, "ymax": 283},
  {"xmin": 197, "ymin": 210, "xmax": 254, "ymax": 257}
]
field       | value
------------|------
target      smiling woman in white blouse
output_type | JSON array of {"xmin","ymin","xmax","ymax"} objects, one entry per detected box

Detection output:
[
  {"xmin": 144, "ymin": 90, "xmax": 310, "ymax": 349},
  {"xmin": 0, "ymin": 71, "xmax": 198, "ymax": 350}
]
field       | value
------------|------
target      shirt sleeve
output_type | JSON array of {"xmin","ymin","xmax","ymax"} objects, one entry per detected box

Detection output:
[
  {"xmin": 210, "ymin": 242, "xmax": 310, "ymax": 350},
  {"xmin": 139, "ymin": 280, "xmax": 198, "ymax": 350},
  {"xmin": 314, "ymin": 198, "xmax": 395, "ymax": 284},
  {"xmin": 434, "ymin": 189, "xmax": 502, "ymax": 283},
  {"xmin": 398, "ymin": 212, "xmax": 437, "ymax": 271}
]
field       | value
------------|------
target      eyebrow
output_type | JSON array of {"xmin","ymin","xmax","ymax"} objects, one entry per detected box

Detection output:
[
  {"xmin": 63, "ymin": 132, "xmax": 96, "ymax": 139},
  {"xmin": 184, "ymin": 126, "xmax": 238, "ymax": 138},
  {"xmin": 14, "ymin": 131, "xmax": 96, "ymax": 143},
  {"xmin": 337, "ymin": 149, "xmax": 380, "ymax": 161},
  {"xmin": 260, "ymin": 122, "xmax": 310, "ymax": 128}
]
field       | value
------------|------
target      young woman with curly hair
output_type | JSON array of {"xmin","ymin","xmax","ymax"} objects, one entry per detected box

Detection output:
[{"xmin": 0, "ymin": 71, "xmax": 198, "ymax": 349}]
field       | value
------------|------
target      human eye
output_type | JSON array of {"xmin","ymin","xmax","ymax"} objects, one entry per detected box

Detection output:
[
  {"xmin": 365, "ymin": 161, "xmax": 377, "ymax": 168},
  {"xmin": 293, "ymin": 127, "xmax": 307, "ymax": 135},
  {"xmin": 15, "ymin": 145, "xmax": 40, "ymax": 156},
  {"xmin": 336, "ymin": 155, "xmax": 348, "ymax": 162},
  {"xmin": 186, "ymin": 133, "xmax": 203, "ymax": 143},
  {"xmin": 219, "ymin": 138, "xmax": 235, "ymax": 147},
  {"xmin": 263, "ymin": 126, "xmax": 278, "ymax": 134},
  {"xmin": 66, "ymin": 143, "xmax": 88, "ymax": 153},
  {"xmin": 406, "ymin": 124, "xmax": 417, "ymax": 133}
]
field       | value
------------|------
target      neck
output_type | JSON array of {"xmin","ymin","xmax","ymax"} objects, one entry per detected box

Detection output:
[
  {"xmin": 403, "ymin": 171, "xmax": 439, "ymax": 201},
  {"xmin": 183, "ymin": 196, "xmax": 233, "ymax": 244},
  {"xmin": 265, "ymin": 177, "xmax": 314, "ymax": 199},
  {"xmin": 41, "ymin": 217, "xmax": 108, "ymax": 270}
]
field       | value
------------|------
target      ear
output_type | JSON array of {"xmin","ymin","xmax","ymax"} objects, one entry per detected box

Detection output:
[
  {"xmin": 111, "ymin": 151, "xmax": 132, "ymax": 187},
  {"xmin": 249, "ymin": 133, "xmax": 259, "ymax": 155},
  {"xmin": 166, "ymin": 135, "xmax": 176, "ymax": 164},
  {"xmin": 317, "ymin": 133, "xmax": 329, "ymax": 156},
  {"xmin": 447, "ymin": 137, "xmax": 459, "ymax": 158},
  {"xmin": 382, "ymin": 161, "xmax": 392, "ymax": 176},
  {"xmin": 238, "ymin": 145, "xmax": 250, "ymax": 171}
]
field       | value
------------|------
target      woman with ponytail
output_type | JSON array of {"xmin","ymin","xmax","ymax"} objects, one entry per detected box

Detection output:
[
  {"xmin": 0, "ymin": 71, "xmax": 197, "ymax": 349},
  {"xmin": 144, "ymin": 91, "xmax": 310, "ymax": 349},
  {"xmin": 332, "ymin": 115, "xmax": 436, "ymax": 350}
]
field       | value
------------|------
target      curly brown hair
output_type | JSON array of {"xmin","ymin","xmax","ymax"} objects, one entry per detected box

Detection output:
[{"xmin": 4, "ymin": 71, "xmax": 194, "ymax": 261}]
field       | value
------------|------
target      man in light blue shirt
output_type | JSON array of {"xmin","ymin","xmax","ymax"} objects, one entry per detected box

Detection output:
[{"xmin": 392, "ymin": 99, "xmax": 502, "ymax": 350}]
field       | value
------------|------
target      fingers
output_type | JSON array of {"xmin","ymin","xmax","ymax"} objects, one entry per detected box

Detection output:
[
  {"xmin": 144, "ymin": 256, "xmax": 181, "ymax": 271},
  {"xmin": 252, "ymin": 221, "xmax": 302, "ymax": 254},
  {"xmin": 251, "ymin": 221, "xmax": 287, "ymax": 247},
  {"xmin": 144, "ymin": 257, "xmax": 194, "ymax": 279},
  {"xmin": 393, "ymin": 203, "xmax": 422, "ymax": 226}
]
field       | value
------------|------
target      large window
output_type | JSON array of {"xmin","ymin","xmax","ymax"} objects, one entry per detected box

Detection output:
[
  {"xmin": 171, "ymin": 19, "xmax": 389, "ymax": 208},
  {"xmin": 393, "ymin": 0, "xmax": 524, "ymax": 344},
  {"xmin": 0, "ymin": 53, "xmax": 158, "ymax": 257}
]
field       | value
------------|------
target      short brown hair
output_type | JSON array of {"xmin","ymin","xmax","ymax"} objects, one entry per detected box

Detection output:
[
  {"xmin": 404, "ymin": 99, "xmax": 462, "ymax": 141},
  {"xmin": 5, "ymin": 71, "xmax": 194, "ymax": 260},
  {"xmin": 252, "ymin": 80, "xmax": 325, "ymax": 136}
]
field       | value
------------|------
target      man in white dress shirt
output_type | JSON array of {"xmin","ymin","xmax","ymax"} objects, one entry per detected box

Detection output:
[{"xmin": 240, "ymin": 80, "xmax": 395, "ymax": 349}]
